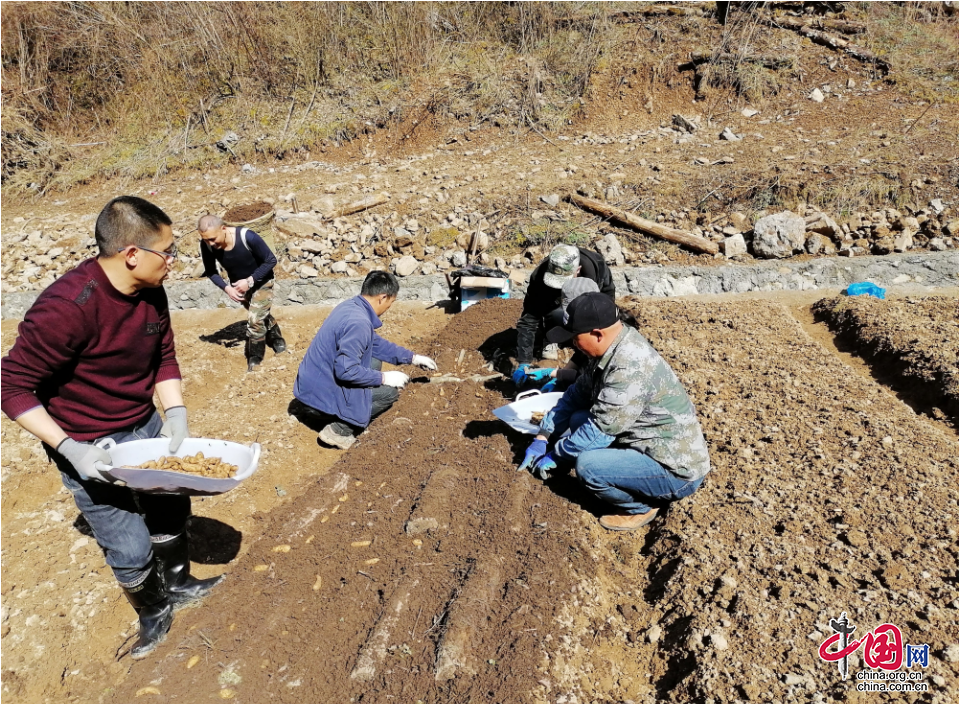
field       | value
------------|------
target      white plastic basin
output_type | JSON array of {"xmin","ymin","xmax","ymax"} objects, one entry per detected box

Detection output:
[
  {"xmin": 95, "ymin": 437, "xmax": 261, "ymax": 496},
  {"xmin": 492, "ymin": 390, "xmax": 564, "ymax": 435}
]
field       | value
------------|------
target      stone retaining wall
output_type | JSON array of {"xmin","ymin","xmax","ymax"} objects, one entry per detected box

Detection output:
[{"xmin": 2, "ymin": 251, "xmax": 957, "ymax": 319}]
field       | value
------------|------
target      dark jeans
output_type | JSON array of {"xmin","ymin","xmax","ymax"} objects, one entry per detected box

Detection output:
[
  {"xmin": 576, "ymin": 450, "xmax": 703, "ymax": 514},
  {"xmin": 566, "ymin": 411, "xmax": 704, "ymax": 514},
  {"xmin": 516, "ymin": 306, "xmax": 563, "ymax": 364},
  {"xmin": 327, "ymin": 385, "xmax": 399, "ymax": 437},
  {"xmin": 45, "ymin": 411, "xmax": 191, "ymax": 587}
]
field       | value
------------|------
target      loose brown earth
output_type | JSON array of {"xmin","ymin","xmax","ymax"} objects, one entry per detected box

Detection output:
[
  {"xmin": 222, "ymin": 202, "xmax": 273, "ymax": 223},
  {"xmin": 0, "ymin": 291, "xmax": 939, "ymax": 704},
  {"xmin": 0, "ymin": 301, "xmax": 451, "ymax": 703},
  {"xmin": 812, "ymin": 296, "xmax": 959, "ymax": 428}
]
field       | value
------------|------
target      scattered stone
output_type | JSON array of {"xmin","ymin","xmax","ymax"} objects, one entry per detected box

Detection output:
[
  {"xmin": 741, "ymin": 108, "xmax": 760, "ymax": 117},
  {"xmin": 450, "ymin": 250, "xmax": 468, "ymax": 267},
  {"xmin": 809, "ymin": 88, "xmax": 825, "ymax": 103},
  {"xmin": 404, "ymin": 517, "xmax": 439, "ymax": 535},
  {"xmin": 805, "ymin": 213, "xmax": 841, "ymax": 239},
  {"xmin": 893, "ymin": 231, "xmax": 914, "ymax": 253},
  {"xmin": 603, "ymin": 186, "xmax": 621, "ymax": 202},
  {"xmin": 928, "ymin": 237, "xmax": 947, "ymax": 251},
  {"xmin": 596, "ymin": 233, "xmax": 625, "ymax": 266},
  {"xmin": 672, "ymin": 114, "xmax": 700, "ymax": 133},
  {"xmin": 394, "ymin": 255, "xmax": 419, "ymax": 277},
  {"xmin": 719, "ymin": 127, "xmax": 740, "ymax": 141},
  {"xmin": 330, "ymin": 261, "xmax": 349, "ymax": 274},
  {"xmin": 299, "ymin": 265, "xmax": 318, "ymax": 279},
  {"xmin": 783, "ymin": 673, "xmax": 804, "ymax": 686},
  {"xmin": 300, "ymin": 240, "xmax": 325, "ymax": 255},
  {"xmin": 646, "ymin": 625, "xmax": 662, "ymax": 644},
  {"xmin": 805, "ymin": 233, "xmax": 824, "ymax": 255},
  {"xmin": 752, "ymin": 211, "xmax": 807, "ymax": 259},
  {"xmin": 508, "ymin": 269, "xmax": 528, "ymax": 286},
  {"xmin": 929, "ymin": 198, "xmax": 945, "ymax": 215},
  {"xmin": 539, "ymin": 194, "xmax": 560, "ymax": 208},
  {"xmin": 710, "ymin": 631, "xmax": 729, "ymax": 651},
  {"xmin": 721, "ymin": 234, "xmax": 747, "ymax": 257},
  {"xmin": 277, "ymin": 217, "xmax": 325, "ymax": 239}
]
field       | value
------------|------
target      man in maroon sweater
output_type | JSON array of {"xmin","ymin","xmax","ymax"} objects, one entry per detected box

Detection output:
[{"xmin": 1, "ymin": 196, "xmax": 221, "ymax": 659}]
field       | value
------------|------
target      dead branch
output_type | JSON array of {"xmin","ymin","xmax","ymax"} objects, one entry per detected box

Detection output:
[
  {"xmin": 759, "ymin": 16, "xmax": 890, "ymax": 73},
  {"xmin": 682, "ymin": 50, "xmax": 796, "ymax": 70},
  {"xmin": 567, "ymin": 194, "xmax": 719, "ymax": 255},
  {"xmin": 323, "ymin": 193, "xmax": 389, "ymax": 220}
]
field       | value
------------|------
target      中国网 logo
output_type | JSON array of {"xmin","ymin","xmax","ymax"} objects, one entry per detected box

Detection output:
[{"xmin": 818, "ymin": 612, "xmax": 931, "ymax": 693}]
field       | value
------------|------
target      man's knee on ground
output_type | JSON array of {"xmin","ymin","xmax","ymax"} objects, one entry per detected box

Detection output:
[{"xmin": 574, "ymin": 451, "xmax": 607, "ymax": 489}]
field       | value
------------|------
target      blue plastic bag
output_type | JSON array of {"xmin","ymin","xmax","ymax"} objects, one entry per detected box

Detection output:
[{"xmin": 846, "ymin": 282, "xmax": 885, "ymax": 300}]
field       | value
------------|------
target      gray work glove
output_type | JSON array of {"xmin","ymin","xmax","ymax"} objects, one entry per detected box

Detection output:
[
  {"xmin": 160, "ymin": 406, "xmax": 189, "ymax": 453},
  {"xmin": 57, "ymin": 438, "xmax": 112, "ymax": 483}
]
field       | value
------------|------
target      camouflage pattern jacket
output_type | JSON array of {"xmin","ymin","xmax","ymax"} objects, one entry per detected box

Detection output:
[{"xmin": 540, "ymin": 325, "xmax": 711, "ymax": 480}]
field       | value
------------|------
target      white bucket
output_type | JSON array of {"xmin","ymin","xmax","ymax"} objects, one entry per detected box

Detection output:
[
  {"xmin": 492, "ymin": 390, "xmax": 565, "ymax": 435},
  {"xmin": 95, "ymin": 437, "xmax": 261, "ymax": 496}
]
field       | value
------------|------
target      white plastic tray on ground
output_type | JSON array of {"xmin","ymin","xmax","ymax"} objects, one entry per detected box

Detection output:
[
  {"xmin": 492, "ymin": 390, "xmax": 565, "ymax": 435},
  {"xmin": 94, "ymin": 437, "xmax": 261, "ymax": 496}
]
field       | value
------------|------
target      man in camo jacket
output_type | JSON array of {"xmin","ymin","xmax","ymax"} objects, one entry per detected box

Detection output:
[{"xmin": 517, "ymin": 292, "xmax": 710, "ymax": 531}]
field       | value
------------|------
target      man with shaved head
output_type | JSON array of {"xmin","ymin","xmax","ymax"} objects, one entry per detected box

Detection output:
[{"xmin": 198, "ymin": 214, "xmax": 285, "ymax": 371}]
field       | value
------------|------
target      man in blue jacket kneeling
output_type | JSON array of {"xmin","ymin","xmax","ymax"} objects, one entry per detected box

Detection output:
[{"xmin": 294, "ymin": 271, "xmax": 438, "ymax": 449}]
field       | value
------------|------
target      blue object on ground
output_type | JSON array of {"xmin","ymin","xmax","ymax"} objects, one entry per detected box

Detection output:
[{"xmin": 846, "ymin": 282, "xmax": 886, "ymax": 300}]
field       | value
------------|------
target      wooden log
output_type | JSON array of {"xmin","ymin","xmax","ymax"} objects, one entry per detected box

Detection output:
[
  {"xmin": 323, "ymin": 193, "xmax": 388, "ymax": 220},
  {"xmin": 567, "ymin": 194, "xmax": 719, "ymax": 255},
  {"xmin": 758, "ymin": 16, "xmax": 889, "ymax": 72},
  {"xmin": 762, "ymin": 11, "xmax": 866, "ymax": 34}
]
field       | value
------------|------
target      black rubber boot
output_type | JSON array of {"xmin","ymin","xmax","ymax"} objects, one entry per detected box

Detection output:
[
  {"xmin": 246, "ymin": 337, "xmax": 266, "ymax": 372},
  {"xmin": 122, "ymin": 566, "xmax": 174, "ymax": 659},
  {"xmin": 266, "ymin": 323, "xmax": 287, "ymax": 354},
  {"xmin": 152, "ymin": 534, "xmax": 223, "ymax": 610}
]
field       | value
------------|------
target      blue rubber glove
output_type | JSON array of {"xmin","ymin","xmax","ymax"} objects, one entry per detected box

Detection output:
[
  {"xmin": 541, "ymin": 379, "xmax": 558, "ymax": 393},
  {"xmin": 518, "ymin": 439, "xmax": 547, "ymax": 472},
  {"xmin": 512, "ymin": 365, "xmax": 531, "ymax": 387},
  {"xmin": 526, "ymin": 368, "xmax": 554, "ymax": 382},
  {"xmin": 531, "ymin": 452, "xmax": 558, "ymax": 480}
]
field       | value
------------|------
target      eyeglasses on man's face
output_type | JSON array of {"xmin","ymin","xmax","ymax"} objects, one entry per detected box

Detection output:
[{"xmin": 119, "ymin": 243, "xmax": 178, "ymax": 262}]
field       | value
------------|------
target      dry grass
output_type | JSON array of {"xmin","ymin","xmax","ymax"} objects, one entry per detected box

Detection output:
[
  {"xmin": 1, "ymin": 2, "xmax": 625, "ymax": 191},
  {"xmin": 1, "ymin": 1, "xmax": 957, "ymax": 194}
]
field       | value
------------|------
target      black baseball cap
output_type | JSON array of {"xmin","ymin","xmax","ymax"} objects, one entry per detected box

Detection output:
[{"xmin": 546, "ymin": 292, "xmax": 618, "ymax": 343}]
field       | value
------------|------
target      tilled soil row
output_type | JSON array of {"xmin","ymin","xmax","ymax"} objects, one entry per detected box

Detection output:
[
  {"xmin": 599, "ymin": 298, "xmax": 959, "ymax": 703},
  {"xmin": 112, "ymin": 299, "xmax": 610, "ymax": 702},
  {"xmin": 812, "ymin": 296, "xmax": 959, "ymax": 427},
  {"xmin": 111, "ymin": 297, "xmax": 959, "ymax": 704}
]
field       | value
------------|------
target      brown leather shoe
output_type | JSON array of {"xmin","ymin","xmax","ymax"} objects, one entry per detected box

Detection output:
[{"xmin": 599, "ymin": 508, "xmax": 659, "ymax": 532}]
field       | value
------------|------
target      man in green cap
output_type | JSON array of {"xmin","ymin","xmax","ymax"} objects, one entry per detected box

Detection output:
[
  {"xmin": 517, "ymin": 292, "xmax": 711, "ymax": 531},
  {"xmin": 514, "ymin": 244, "xmax": 614, "ymax": 381}
]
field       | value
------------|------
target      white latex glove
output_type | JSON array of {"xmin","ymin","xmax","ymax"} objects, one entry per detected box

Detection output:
[
  {"xmin": 412, "ymin": 354, "xmax": 438, "ymax": 371},
  {"xmin": 381, "ymin": 370, "xmax": 410, "ymax": 388}
]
